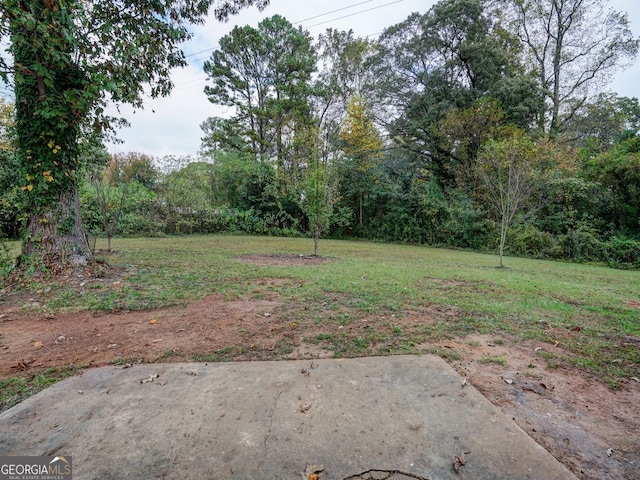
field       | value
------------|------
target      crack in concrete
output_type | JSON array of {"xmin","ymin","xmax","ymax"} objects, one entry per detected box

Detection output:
[
  {"xmin": 342, "ymin": 470, "xmax": 431, "ymax": 480},
  {"xmin": 257, "ymin": 389, "xmax": 283, "ymax": 471}
]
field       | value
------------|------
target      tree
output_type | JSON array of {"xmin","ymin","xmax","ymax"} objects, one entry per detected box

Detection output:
[
  {"xmin": 339, "ymin": 95, "xmax": 383, "ymax": 228},
  {"xmin": 0, "ymin": 0, "xmax": 269, "ymax": 274},
  {"xmin": 372, "ymin": 0, "xmax": 540, "ymax": 183},
  {"xmin": 562, "ymin": 93, "xmax": 640, "ymax": 154},
  {"xmin": 87, "ymin": 158, "xmax": 128, "ymax": 253},
  {"xmin": 475, "ymin": 132, "xmax": 542, "ymax": 267},
  {"xmin": 298, "ymin": 127, "xmax": 340, "ymax": 256},
  {"xmin": 202, "ymin": 15, "xmax": 316, "ymax": 171},
  {"xmin": 586, "ymin": 135, "xmax": 640, "ymax": 234},
  {"xmin": 496, "ymin": 0, "xmax": 639, "ymax": 137},
  {"xmin": 0, "ymin": 99, "xmax": 21, "ymax": 239}
]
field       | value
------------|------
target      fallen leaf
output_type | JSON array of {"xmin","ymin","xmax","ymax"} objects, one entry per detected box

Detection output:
[
  {"xmin": 33, "ymin": 341, "xmax": 43, "ymax": 349},
  {"xmin": 140, "ymin": 374, "xmax": 159, "ymax": 384},
  {"xmin": 452, "ymin": 451, "xmax": 470, "ymax": 473},
  {"xmin": 149, "ymin": 319, "xmax": 157, "ymax": 324},
  {"xmin": 631, "ymin": 377, "xmax": 639, "ymax": 382},
  {"xmin": 461, "ymin": 378, "xmax": 468, "ymax": 388},
  {"xmin": 504, "ymin": 378, "xmax": 513, "ymax": 385},
  {"xmin": 300, "ymin": 465, "xmax": 324, "ymax": 480},
  {"xmin": 55, "ymin": 335, "xmax": 65, "ymax": 344},
  {"xmin": 301, "ymin": 368, "xmax": 310, "ymax": 376},
  {"xmin": 571, "ymin": 326, "xmax": 581, "ymax": 332},
  {"xmin": 152, "ymin": 339, "xmax": 163, "ymax": 343},
  {"xmin": 299, "ymin": 403, "xmax": 312, "ymax": 413},
  {"xmin": 534, "ymin": 347, "xmax": 542, "ymax": 352}
]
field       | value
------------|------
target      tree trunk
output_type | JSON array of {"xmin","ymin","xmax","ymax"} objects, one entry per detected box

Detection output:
[
  {"xmin": 20, "ymin": 185, "xmax": 91, "ymax": 274},
  {"xmin": 498, "ymin": 213, "xmax": 508, "ymax": 268},
  {"xmin": 314, "ymin": 227, "xmax": 319, "ymax": 256}
]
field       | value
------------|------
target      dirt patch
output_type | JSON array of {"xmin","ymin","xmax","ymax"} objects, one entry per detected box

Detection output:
[
  {"xmin": 435, "ymin": 334, "xmax": 640, "ymax": 480},
  {"xmin": 237, "ymin": 253, "xmax": 335, "ymax": 266},
  {"xmin": 1, "ymin": 291, "xmax": 638, "ymax": 480}
]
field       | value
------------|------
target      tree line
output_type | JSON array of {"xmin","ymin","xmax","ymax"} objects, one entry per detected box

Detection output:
[{"xmin": 1, "ymin": 0, "xmax": 639, "ymax": 272}]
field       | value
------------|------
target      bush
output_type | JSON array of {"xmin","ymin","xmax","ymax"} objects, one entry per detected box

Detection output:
[
  {"xmin": 507, "ymin": 224, "xmax": 555, "ymax": 258},
  {"xmin": 605, "ymin": 236, "xmax": 640, "ymax": 269}
]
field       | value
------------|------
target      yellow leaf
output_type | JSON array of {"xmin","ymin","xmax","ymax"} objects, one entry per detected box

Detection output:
[
  {"xmin": 43, "ymin": 171, "xmax": 51, "ymax": 176},
  {"xmin": 149, "ymin": 319, "xmax": 157, "ymax": 324},
  {"xmin": 21, "ymin": 184, "xmax": 33, "ymax": 192},
  {"xmin": 45, "ymin": 175, "xmax": 54, "ymax": 182}
]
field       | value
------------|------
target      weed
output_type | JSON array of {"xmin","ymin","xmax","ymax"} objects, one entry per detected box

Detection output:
[
  {"xmin": 353, "ymin": 337, "xmax": 369, "ymax": 349},
  {"xmin": 316, "ymin": 333, "xmax": 335, "ymax": 342},
  {"xmin": 162, "ymin": 349, "xmax": 181, "ymax": 358},
  {"xmin": 424, "ymin": 346, "xmax": 463, "ymax": 361},
  {"xmin": 1, "ymin": 366, "xmax": 81, "ymax": 412},
  {"xmin": 391, "ymin": 324, "xmax": 403, "ymax": 335},
  {"xmin": 479, "ymin": 355, "xmax": 508, "ymax": 367},
  {"xmin": 111, "ymin": 357, "xmax": 142, "ymax": 365},
  {"xmin": 192, "ymin": 346, "xmax": 236, "ymax": 362}
]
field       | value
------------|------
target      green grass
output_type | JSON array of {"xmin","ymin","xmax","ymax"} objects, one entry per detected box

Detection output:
[
  {"xmin": 0, "ymin": 366, "xmax": 81, "ymax": 411},
  {"xmin": 6, "ymin": 234, "xmax": 640, "ymax": 387},
  {"xmin": 479, "ymin": 355, "xmax": 508, "ymax": 367}
]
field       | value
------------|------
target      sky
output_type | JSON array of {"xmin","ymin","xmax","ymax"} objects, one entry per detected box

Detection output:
[{"xmin": 96, "ymin": 0, "xmax": 640, "ymax": 158}]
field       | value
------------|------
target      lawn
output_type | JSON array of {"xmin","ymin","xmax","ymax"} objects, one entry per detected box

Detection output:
[{"xmin": 4, "ymin": 234, "xmax": 638, "ymax": 384}]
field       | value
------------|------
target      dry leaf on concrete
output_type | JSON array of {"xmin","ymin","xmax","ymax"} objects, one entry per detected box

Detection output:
[
  {"xmin": 140, "ymin": 374, "xmax": 159, "ymax": 384},
  {"xmin": 452, "ymin": 451, "xmax": 470, "ymax": 473},
  {"xmin": 300, "ymin": 465, "xmax": 324, "ymax": 480}
]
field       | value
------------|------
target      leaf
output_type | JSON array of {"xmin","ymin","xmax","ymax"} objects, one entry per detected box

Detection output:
[
  {"xmin": 452, "ymin": 451, "xmax": 470, "ymax": 474},
  {"xmin": 300, "ymin": 465, "xmax": 324, "ymax": 480},
  {"xmin": 33, "ymin": 340, "xmax": 43, "ymax": 348},
  {"xmin": 149, "ymin": 319, "xmax": 157, "ymax": 324},
  {"xmin": 140, "ymin": 374, "xmax": 159, "ymax": 384}
]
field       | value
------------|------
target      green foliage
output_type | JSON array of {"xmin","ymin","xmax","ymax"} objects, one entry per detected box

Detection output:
[
  {"xmin": 1, "ymin": 366, "xmax": 80, "ymax": 412},
  {"xmin": 586, "ymin": 135, "xmax": 640, "ymax": 233},
  {"xmin": 0, "ymin": 238, "xmax": 16, "ymax": 285},
  {"xmin": 202, "ymin": 14, "xmax": 316, "ymax": 166},
  {"xmin": 1, "ymin": 0, "xmax": 269, "ymax": 267},
  {"xmin": 298, "ymin": 129, "xmax": 341, "ymax": 254}
]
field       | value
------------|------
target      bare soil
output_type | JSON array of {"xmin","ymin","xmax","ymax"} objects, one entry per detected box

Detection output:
[{"xmin": 0, "ymin": 255, "xmax": 638, "ymax": 480}]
